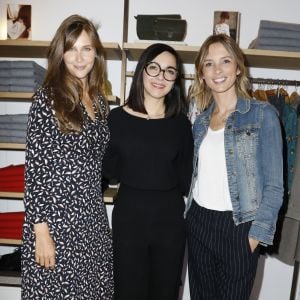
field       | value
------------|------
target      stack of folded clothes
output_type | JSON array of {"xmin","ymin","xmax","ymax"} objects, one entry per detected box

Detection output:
[
  {"xmin": 0, "ymin": 164, "xmax": 25, "ymax": 193},
  {"xmin": 0, "ymin": 60, "xmax": 46, "ymax": 92},
  {"xmin": 249, "ymin": 20, "xmax": 300, "ymax": 52},
  {"xmin": 0, "ymin": 212, "xmax": 24, "ymax": 240},
  {"xmin": 0, "ymin": 114, "xmax": 28, "ymax": 143}
]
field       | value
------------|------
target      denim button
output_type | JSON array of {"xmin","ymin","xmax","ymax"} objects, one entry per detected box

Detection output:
[
  {"xmin": 229, "ymin": 149, "xmax": 234, "ymax": 155},
  {"xmin": 246, "ymin": 130, "xmax": 251, "ymax": 136},
  {"xmin": 228, "ymin": 125, "xmax": 232, "ymax": 129}
]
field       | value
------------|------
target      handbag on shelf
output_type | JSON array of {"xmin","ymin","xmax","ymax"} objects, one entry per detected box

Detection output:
[
  {"xmin": 0, "ymin": 247, "xmax": 21, "ymax": 272},
  {"xmin": 135, "ymin": 14, "xmax": 187, "ymax": 41}
]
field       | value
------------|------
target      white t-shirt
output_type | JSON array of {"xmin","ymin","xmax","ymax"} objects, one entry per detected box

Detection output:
[
  {"xmin": 7, "ymin": 19, "xmax": 26, "ymax": 39},
  {"xmin": 214, "ymin": 23, "xmax": 230, "ymax": 36},
  {"xmin": 193, "ymin": 127, "xmax": 233, "ymax": 211}
]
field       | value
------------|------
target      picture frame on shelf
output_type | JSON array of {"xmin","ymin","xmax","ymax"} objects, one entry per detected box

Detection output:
[
  {"xmin": 213, "ymin": 11, "xmax": 241, "ymax": 44},
  {"xmin": 7, "ymin": 4, "xmax": 32, "ymax": 40}
]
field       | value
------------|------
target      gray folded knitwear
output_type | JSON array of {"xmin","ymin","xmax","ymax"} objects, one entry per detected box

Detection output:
[
  {"xmin": 0, "ymin": 136, "xmax": 26, "ymax": 143},
  {"xmin": 0, "ymin": 114, "xmax": 28, "ymax": 144},
  {"xmin": 0, "ymin": 60, "xmax": 46, "ymax": 70},
  {"xmin": 0, "ymin": 129, "xmax": 26, "ymax": 138},
  {"xmin": 0, "ymin": 114, "xmax": 28, "ymax": 124},
  {"xmin": 0, "ymin": 68, "xmax": 45, "ymax": 78},
  {"xmin": 0, "ymin": 60, "xmax": 46, "ymax": 92},
  {"xmin": 249, "ymin": 20, "xmax": 300, "ymax": 51},
  {"xmin": 0, "ymin": 85, "xmax": 41, "ymax": 92}
]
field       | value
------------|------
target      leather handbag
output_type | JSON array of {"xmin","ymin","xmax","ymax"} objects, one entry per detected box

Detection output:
[{"xmin": 135, "ymin": 14, "xmax": 187, "ymax": 41}]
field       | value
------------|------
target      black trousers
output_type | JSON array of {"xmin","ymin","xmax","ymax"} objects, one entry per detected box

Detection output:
[
  {"xmin": 112, "ymin": 184, "xmax": 186, "ymax": 300},
  {"xmin": 186, "ymin": 200, "xmax": 260, "ymax": 300}
]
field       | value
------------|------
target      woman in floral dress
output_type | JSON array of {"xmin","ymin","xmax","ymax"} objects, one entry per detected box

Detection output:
[{"xmin": 21, "ymin": 15, "xmax": 113, "ymax": 299}]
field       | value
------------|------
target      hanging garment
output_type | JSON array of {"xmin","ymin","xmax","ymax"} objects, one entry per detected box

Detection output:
[{"xmin": 276, "ymin": 118, "xmax": 300, "ymax": 264}]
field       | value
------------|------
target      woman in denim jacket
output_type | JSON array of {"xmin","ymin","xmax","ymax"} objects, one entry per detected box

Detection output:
[{"xmin": 186, "ymin": 34, "xmax": 283, "ymax": 300}]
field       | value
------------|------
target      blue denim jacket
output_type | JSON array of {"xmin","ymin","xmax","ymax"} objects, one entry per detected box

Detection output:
[{"xmin": 185, "ymin": 98, "xmax": 284, "ymax": 246}]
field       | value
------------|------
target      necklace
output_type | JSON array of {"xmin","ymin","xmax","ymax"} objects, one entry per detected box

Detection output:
[{"xmin": 146, "ymin": 112, "xmax": 165, "ymax": 120}]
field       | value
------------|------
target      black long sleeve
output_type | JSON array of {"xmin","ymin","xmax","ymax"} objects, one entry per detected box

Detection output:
[{"xmin": 103, "ymin": 107, "xmax": 193, "ymax": 194}]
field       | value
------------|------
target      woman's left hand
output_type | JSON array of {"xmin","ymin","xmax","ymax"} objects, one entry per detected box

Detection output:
[{"xmin": 249, "ymin": 238, "xmax": 259, "ymax": 253}]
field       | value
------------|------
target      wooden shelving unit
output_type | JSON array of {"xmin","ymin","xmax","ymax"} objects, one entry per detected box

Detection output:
[
  {"xmin": 0, "ymin": 143, "xmax": 25, "ymax": 150},
  {"xmin": 0, "ymin": 239, "xmax": 21, "ymax": 246}
]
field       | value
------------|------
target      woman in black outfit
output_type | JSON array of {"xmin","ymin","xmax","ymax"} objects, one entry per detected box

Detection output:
[{"xmin": 104, "ymin": 43, "xmax": 193, "ymax": 300}]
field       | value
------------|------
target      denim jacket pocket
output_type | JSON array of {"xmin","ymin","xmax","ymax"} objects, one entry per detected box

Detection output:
[{"xmin": 234, "ymin": 126, "xmax": 259, "ymax": 208}]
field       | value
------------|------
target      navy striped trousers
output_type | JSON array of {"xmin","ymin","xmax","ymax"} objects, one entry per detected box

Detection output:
[{"xmin": 186, "ymin": 200, "xmax": 259, "ymax": 300}]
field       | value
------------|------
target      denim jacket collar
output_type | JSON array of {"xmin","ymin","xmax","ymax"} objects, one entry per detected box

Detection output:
[{"xmin": 201, "ymin": 98, "xmax": 251, "ymax": 124}]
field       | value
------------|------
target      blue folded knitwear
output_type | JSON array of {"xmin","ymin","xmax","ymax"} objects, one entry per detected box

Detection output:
[
  {"xmin": 0, "ymin": 61, "xmax": 46, "ymax": 91},
  {"xmin": 0, "ymin": 61, "xmax": 46, "ymax": 70},
  {"xmin": 0, "ymin": 85, "xmax": 42, "ymax": 92},
  {"xmin": 0, "ymin": 68, "xmax": 45, "ymax": 78},
  {"xmin": 0, "ymin": 136, "xmax": 26, "ymax": 143},
  {"xmin": 0, "ymin": 114, "xmax": 28, "ymax": 124},
  {"xmin": 0, "ymin": 129, "xmax": 26, "ymax": 138},
  {"xmin": 249, "ymin": 20, "xmax": 300, "ymax": 51},
  {"xmin": 1, "ymin": 77, "xmax": 44, "ymax": 87},
  {"xmin": 0, "ymin": 122, "xmax": 27, "ymax": 130}
]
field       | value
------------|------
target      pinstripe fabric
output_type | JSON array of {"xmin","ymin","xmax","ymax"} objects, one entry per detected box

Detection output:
[{"xmin": 187, "ymin": 200, "xmax": 259, "ymax": 300}]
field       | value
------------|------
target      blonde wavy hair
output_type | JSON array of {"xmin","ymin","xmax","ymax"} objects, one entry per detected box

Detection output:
[{"xmin": 189, "ymin": 34, "xmax": 251, "ymax": 112}]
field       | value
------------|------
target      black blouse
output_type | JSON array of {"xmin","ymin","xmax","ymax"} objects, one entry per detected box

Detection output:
[{"xmin": 104, "ymin": 107, "xmax": 193, "ymax": 195}]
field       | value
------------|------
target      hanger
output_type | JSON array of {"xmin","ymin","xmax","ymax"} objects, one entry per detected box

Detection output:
[{"xmin": 289, "ymin": 84, "xmax": 299, "ymax": 105}]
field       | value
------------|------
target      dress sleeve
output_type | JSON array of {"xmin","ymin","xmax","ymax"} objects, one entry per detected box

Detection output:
[
  {"xmin": 178, "ymin": 117, "xmax": 194, "ymax": 196},
  {"xmin": 24, "ymin": 89, "xmax": 56, "ymax": 224}
]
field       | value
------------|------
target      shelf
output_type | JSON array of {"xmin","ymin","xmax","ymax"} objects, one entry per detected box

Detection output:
[
  {"xmin": 103, "ymin": 187, "xmax": 118, "ymax": 204},
  {"xmin": 123, "ymin": 42, "xmax": 300, "ymax": 70},
  {"xmin": 0, "ymin": 92, "xmax": 33, "ymax": 99},
  {"xmin": 243, "ymin": 48, "xmax": 300, "ymax": 70},
  {"xmin": 0, "ymin": 143, "xmax": 25, "ymax": 150},
  {"xmin": 0, "ymin": 271, "xmax": 21, "ymax": 287},
  {"xmin": 0, "ymin": 239, "xmax": 21, "ymax": 246},
  {"xmin": 0, "ymin": 40, "xmax": 122, "ymax": 60},
  {"xmin": 0, "ymin": 192, "xmax": 24, "ymax": 199},
  {"xmin": 0, "ymin": 187, "xmax": 117, "ymax": 204}
]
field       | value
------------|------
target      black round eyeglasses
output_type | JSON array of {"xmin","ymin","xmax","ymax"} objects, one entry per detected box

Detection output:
[{"xmin": 144, "ymin": 61, "xmax": 178, "ymax": 81}]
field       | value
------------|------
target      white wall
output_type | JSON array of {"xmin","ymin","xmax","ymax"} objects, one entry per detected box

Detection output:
[{"xmin": 0, "ymin": 0, "xmax": 299, "ymax": 299}]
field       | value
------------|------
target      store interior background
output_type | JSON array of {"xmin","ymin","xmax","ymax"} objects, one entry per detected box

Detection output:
[{"xmin": 0, "ymin": 0, "xmax": 300, "ymax": 299}]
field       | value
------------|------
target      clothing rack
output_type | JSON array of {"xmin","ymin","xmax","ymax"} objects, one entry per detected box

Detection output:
[
  {"xmin": 249, "ymin": 77, "xmax": 300, "ymax": 87},
  {"xmin": 250, "ymin": 75, "xmax": 300, "ymax": 299}
]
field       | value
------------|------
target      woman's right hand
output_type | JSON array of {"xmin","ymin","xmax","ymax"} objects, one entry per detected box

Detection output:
[{"xmin": 34, "ymin": 222, "xmax": 56, "ymax": 269}]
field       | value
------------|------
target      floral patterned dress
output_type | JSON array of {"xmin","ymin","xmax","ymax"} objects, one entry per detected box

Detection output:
[{"xmin": 21, "ymin": 87, "xmax": 113, "ymax": 299}]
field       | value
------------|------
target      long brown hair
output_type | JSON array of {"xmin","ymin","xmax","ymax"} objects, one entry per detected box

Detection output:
[
  {"xmin": 44, "ymin": 14, "xmax": 107, "ymax": 133},
  {"xmin": 189, "ymin": 34, "xmax": 250, "ymax": 112}
]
